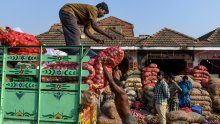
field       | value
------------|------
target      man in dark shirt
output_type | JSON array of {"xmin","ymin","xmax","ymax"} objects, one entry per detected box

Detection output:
[{"xmin": 167, "ymin": 74, "xmax": 182, "ymax": 111}]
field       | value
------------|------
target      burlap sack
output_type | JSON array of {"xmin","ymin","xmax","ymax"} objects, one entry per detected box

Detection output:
[
  {"xmin": 125, "ymin": 70, "xmax": 141, "ymax": 78},
  {"xmin": 124, "ymin": 87, "xmax": 135, "ymax": 92},
  {"xmin": 212, "ymin": 95, "xmax": 220, "ymax": 100},
  {"xmin": 128, "ymin": 74, "xmax": 141, "ymax": 78},
  {"xmin": 168, "ymin": 121, "xmax": 189, "ymax": 124},
  {"xmin": 187, "ymin": 112, "xmax": 206, "ymax": 123},
  {"xmin": 174, "ymin": 75, "xmax": 183, "ymax": 83},
  {"xmin": 167, "ymin": 110, "xmax": 189, "ymax": 121},
  {"xmin": 102, "ymin": 100, "xmax": 120, "ymax": 119},
  {"xmin": 209, "ymin": 78, "xmax": 220, "ymax": 84},
  {"xmin": 124, "ymin": 82, "xmax": 142, "ymax": 88},
  {"xmin": 208, "ymin": 83, "xmax": 220, "ymax": 95},
  {"xmin": 206, "ymin": 114, "xmax": 220, "ymax": 122},
  {"xmin": 213, "ymin": 99, "xmax": 220, "ymax": 106},
  {"xmin": 190, "ymin": 95, "xmax": 211, "ymax": 102},
  {"xmin": 81, "ymin": 91, "xmax": 98, "ymax": 107},
  {"xmin": 202, "ymin": 111, "xmax": 211, "ymax": 116},
  {"xmin": 200, "ymin": 89, "xmax": 210, "ymax": 96},
  {"xmin": 202, "ymin": 106, "xmax": 212, "ymax": 111},
  {"xmin": 192, "ymin": 81, "xmax": 202, "ymax": 89},
  {"xmin": 175, "ymin": 75, "xmax": 194, "ymax": 83},
  {"xmin": 191, "ymin": 101, "xmax": 211, "ymax": 106},
  {"xmin": 126, "ymin": 77, "xmax": 142, "ymax": 83},
  {"xmin": 97, "ymin": 114, "xmax": 122, "ymax": 124},
  {"xmin": 190, "ymin": 88, "xmax": 202, "ymax": 96}
]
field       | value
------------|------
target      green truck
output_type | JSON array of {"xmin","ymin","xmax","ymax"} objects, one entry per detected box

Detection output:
[{"xmin": 0, "ymin": 46, "xmax": 97, "ymax": 124}]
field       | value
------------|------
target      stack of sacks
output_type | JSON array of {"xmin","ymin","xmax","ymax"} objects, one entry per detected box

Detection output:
[
  {"xmin": 0, "ymin": 27, "xmax": 46, "ymax": 55},
  {"xmin": 167, "ymin": 110, "xmax": 206, "ymax": 124},
  {"xmin": 92, "ymin": 46, "xmax": 124, "ymax": 92},
  {"xmin": 97, "ymin": 100, "xmax": 122, "ymax": 124},
  {"xmin": 191, "ymin": 65, "xmax": 210, "ymax": 88},
  {"xmin": 123, "ymin": 69, "xmax": 142, "ymax": 105},
  {"xmin": 208, "ymin": 78, "xmax": 220, "ymax": 113},
  {"xmin": 41, "ymin": 46, "xmax": 124, "ymax": 93},
  {"xmin": 124, "ymin": 77, "xmax": 142, "ymax": 92},
  {"xmin": 189, "ymin": 88, "xmax": 212, "ymax": 116},
  {"xmin": 142, "ymin": 63, "xmax": 159, "ymax": 90},
  {"xmin": 142, "ymin": 63, "xmax": 159, "ymax": 113},
  {"xmin": 124, "ymin": 77, "xmax": 142, "ymax": 106},
  {"xmin": 175, "ymin": 75, "xmax": 212, "ymax": 116}
]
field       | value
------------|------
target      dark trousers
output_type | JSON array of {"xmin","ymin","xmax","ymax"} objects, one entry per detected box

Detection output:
[{"xmin": 59, "ymin": 10, "xmax": 80, "ymax": 55}]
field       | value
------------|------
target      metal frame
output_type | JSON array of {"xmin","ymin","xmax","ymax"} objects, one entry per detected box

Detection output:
[{"xmin": 0, "ymin": 45, "xmax": 95, "ymax": 124}]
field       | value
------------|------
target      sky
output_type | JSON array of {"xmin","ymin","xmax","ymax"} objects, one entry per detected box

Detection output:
[{"xmin": 1, "ymin": 0, "xmax": 220, "ymax": 38}]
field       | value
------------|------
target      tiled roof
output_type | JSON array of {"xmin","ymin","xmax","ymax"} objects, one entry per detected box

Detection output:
[
  {"xmin": 139, "ymin": 28, "xmax": 199, "ymax": 47},
  {"xmin": 97, "ymin": 16, "xmax": 133, "ymax": 26},
  {"xmin": 37, "ymin": 26, "xmax": 220, "ymax": 48},
  {"xmin": 198, "ymin": 28, "xmax": 220, "ymax": 42},
  {"xmin": 97, "ymin": 16, "xmax": 134, "ymax": 37},
  {"xmin": 36, "ymin": 25, "xmax": 138, "ymax": 47}
]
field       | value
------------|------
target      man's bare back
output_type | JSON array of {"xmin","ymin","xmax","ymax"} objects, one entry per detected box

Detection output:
[{"xmin": 103, "ymin": 65, "xmax": 137, "ymax": 124}]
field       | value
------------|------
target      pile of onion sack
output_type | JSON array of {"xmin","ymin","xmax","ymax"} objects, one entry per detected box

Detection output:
[
  {"xmin": 41, "ymin": 46, "xmax": 124, "ymax": 93},
  {"xmin": 91, "ymin": 46, "xmax": 124, "ymax": 92},
  {"xmin": 191, "ymin": 65, "xmax": 210, "ymax": 88},
  {"xmin": 0, "ymin": 27, "xmax": 46, "ymax": 55}
]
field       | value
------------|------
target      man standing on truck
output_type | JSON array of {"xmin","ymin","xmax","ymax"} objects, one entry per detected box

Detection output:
[
  {"xmin": 103, "ymin": 65, "xmax": 137, "ymax": 124},
  {"xmin": 59, "ymin": 2, "xmax": 116, "ymax": 54}
]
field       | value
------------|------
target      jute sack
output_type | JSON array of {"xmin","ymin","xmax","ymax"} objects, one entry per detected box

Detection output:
[
  {"xmin": 200, "ymin": 89, "xmax": 210, "ymax": 96},
  {"xmin": 168, "ymin": 121, "xmax": 189, "ymax": 124},
  {"xmin": 125, "ymin": 69, "xmax": 141, "ymax": 78},
  {"xmin": 191, "ymin": 101, "xmax": 211, "ymax": 106},
  {"xmin": 175, "ymin": 75, "xmax": 194, "ymax": 83},
  {"xmin": 167, "ymin": 110, "xmax": 189, "ymax": 121},
  {"xmin": 97, "ymin": 114, "xmax": 122, "ymax": 124},
  {"xmin": 208, "ymin": 83, "xmax": 220, "ymax": 95},
  {"xmin": 124, "ymin": 82, "xmax": 142, "ymax": 88},
  {"xmin": 81, "ymin": 91, "xmax": 98, "ymax": 108},
  {"xmin": 202, "ymin": 111, "xmax": 211, "ymax": 116},
  {"xmin": 190, "ymin": 95, "xmax": 211, "ymax": 102},
  {"xmin": 202, "ymin": 106, "xmax": 212, "ymax": 111},
  {"xmin": 209, "ymin": 78, "xmax": 220, "ymax": 84},
  {"xmin": 187, "ymin": 112, "xmax": 206, "ymax": 123},
  {"xmin": 190, "ymin": 88, "xmax": 202, "ymax": 96},
  {"xmin": 192, "ymin": 81, "xmax": 202, "ymax": 89},
  {"xmin": 212, "ymin": 95, "xmax": 220, "ymax": 100},
  {"xmin": 126, "ymin": 77, "xmax": 141, "ymax": 83},
  {"xmin": 213, "ymin": 98, "xmax": 220, "ymax": 107}
]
